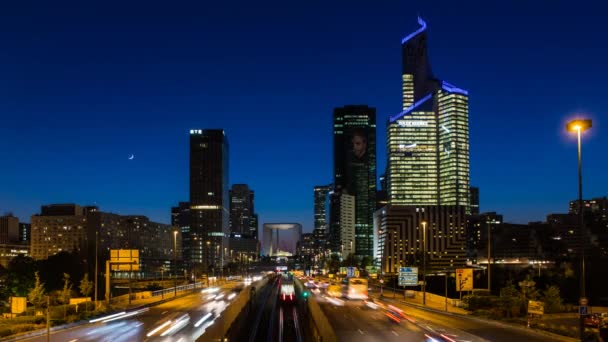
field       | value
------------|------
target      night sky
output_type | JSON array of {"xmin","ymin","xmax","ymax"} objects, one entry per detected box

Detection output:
[{"xmin": 1, "ymin": 1, "xmax": 606, "ymax": 232}]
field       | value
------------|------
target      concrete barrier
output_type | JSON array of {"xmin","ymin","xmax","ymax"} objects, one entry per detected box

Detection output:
[
  {"xmin": 199, "ymin": 277, "xmax": 269, "ymax": 341},
  {"xmin": 294, "ymin": 278, "xmax": 338, "ymax": 342}
]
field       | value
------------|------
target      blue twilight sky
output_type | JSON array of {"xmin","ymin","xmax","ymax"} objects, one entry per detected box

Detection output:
[{"xmin": 0, "ymin": 0, "xmax": 607, "ymax": 232}]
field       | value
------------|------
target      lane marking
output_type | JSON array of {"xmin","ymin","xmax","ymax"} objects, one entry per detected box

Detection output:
[
  {"xmin": 391, "ymin": 330, "xmax": 399, "ymax": 336},
  {"xmin": 161, "ymin": 311, "xmax": 168, "ymax": 315},
  {"xmin": 68, "ymin": 340, "xmax": 78, "ymax": 342},
  {"xmin": 358, "ymin": 329, "xmax": 364, "ymax": 335}
]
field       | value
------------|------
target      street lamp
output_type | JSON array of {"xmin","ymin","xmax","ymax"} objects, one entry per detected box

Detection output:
[
  {"xmin": 566, "ymin": 118, "xmax": 592, "ymax": 342},
  {"xmin": 421, "ymin": 221, "xmax": 427, "ymax": 306},
  {"xmin": 173, "ymin": 230, "xmax": 178, "ymax": 297}
]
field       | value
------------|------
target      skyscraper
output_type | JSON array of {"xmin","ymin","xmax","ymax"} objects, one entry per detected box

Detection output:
[
  {"xmin": 229, "ymin": 184, "xmax": 257, "ymax": 239},
  {"xmin": 333, "ymin": 105, "xmax": 377, "ymax": 258},
  {"xmin": 313, "ymin": 185, "xmax": 331, "ymax": 250},
  {"xmin": 189, "ymin": 129, "xmax": 229, "ymax": 275},
  {"xmin": 171, "ymin": 201, "xmax": 190, "ymax": 270},
  {"xmin": 470, "ymin": 186, "xmax": 480, "ymax": 215},
  {"xmin": 388, "ymin": 17, "xmax": 470, "ymax": 210}
]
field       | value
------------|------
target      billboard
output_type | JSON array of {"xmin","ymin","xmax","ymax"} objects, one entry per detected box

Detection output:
[{"xmin": 341, "ymin": 127, "xmax": 372, "ymax": 198}]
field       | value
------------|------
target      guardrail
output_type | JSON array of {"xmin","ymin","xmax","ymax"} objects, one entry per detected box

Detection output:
[{"xmin": 151, "ymin": 282, "xmax": 203, "ymax": 298}]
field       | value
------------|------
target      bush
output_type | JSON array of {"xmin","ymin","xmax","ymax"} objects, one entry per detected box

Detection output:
[{"xmin": 463, "ymin": 294, "xmax": 498, "ymax": 311}]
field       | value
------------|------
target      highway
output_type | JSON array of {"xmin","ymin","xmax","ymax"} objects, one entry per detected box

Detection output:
[
  {"xmin": 309, "ymin": 275, "xmax": 567, "ymax": 342},
  {"xmin": 16, "ymin": 281, "xmax": 244, "ymax": 342},
  {"xmin": 373, "ymin": 289, "xmax": 563, "ymax": 342},
  {"xmin": 318, "ymin": 297, "xmax": 431, "ymax": 341},
  {"xmin": 228, "ymin": 274, "xmax": 306, "ymax": 342}
]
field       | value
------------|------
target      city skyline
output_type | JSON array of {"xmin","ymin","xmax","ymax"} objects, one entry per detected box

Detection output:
[{"xmin": 1, "ymin": 1, "xmax": 607, "ymax": 232}]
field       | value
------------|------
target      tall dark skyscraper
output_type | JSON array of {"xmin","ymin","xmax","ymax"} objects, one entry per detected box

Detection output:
[
  {"xmin": 470, "ymin": 186, "xmax": 480, "ymax": 215},
  {"xmin": 387, "ymin": 17, "xmax": 470, "ymax": 210},
  {"xmin": 333, "ymin": 105, "xmax": 377, "ymax": 258},
  {"xmin": 229, "ymin": 184, "xmax": 257, "ymax": 239},
  {"xmin": 313, "ymin": 185, "xmax": 331, "ymax": 247},
  {"xmin": 189, "ymin": 129, "xmax": 229, "ymax": 274},
  {"xmin": 171, "ymin": 201, "xmax": 191, "ymax": 268}
]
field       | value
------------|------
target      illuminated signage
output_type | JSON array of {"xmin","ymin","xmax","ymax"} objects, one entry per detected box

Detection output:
[{"xmin": 397, "ymin": 120, "xmax": 428, "ymax": 127}]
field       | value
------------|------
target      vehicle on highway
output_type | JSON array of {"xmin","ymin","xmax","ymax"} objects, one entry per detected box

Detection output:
[
  {"xmin": 146, "ymin": 312, "xmax": 191, "ymax": 338},
  {"xmin": 327, "ymin": 283, "xmax": 342, "ymax": 297},
  {"xmin": 280, "ymin": 278, "xmax": 296, "ymax": 303},
  {"xmin": 344, "ymin": 277, "xmax": 368, "ymax": 300}
]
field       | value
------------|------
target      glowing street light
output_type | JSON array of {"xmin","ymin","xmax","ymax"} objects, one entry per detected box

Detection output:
[{"xmin": 566, "ymin": 118, "xmax": 592, "ymax": 342}]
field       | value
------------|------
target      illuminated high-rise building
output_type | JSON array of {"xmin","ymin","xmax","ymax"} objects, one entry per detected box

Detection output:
[
  {"xmin": 189, "ymin": 129, "xmax": 229, "ymax": 275},
  {"xmin": 313, "ymin": 184, "xmax": 331, "ymax": 250},
  {"xmin": 333, "ymin": 105, "xmax": 377, "ymax": 258},
  {"xmin": 388, "ymin": 17, "xmax": 470, "ymax": 209}
]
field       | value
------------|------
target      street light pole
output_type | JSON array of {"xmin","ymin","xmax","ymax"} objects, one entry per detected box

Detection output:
[
  {"xmin": 422, "ymin": 221, "xmax": 427, "ymax": 306},
  {"xmin": 566, "ymin": 118, "xmax": 592, "ymax": 342},
  {"xmin": 488, "ymin": 222, "xmax": 491, "ymax": 293},
  {"xmin": 94, "ymin": 231, "xmax": 98, "ymax": 310},
  {"xmin": 173, "ymin": 230, "xmax": 178, "ymax": 297}
]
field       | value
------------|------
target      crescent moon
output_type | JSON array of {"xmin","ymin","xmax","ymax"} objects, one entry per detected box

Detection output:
[{"xmin": 128, "ymin": 154, "xmax": 134, "ymax": 160}]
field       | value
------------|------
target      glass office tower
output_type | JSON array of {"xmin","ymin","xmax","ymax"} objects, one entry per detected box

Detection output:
[
  {"xmin": 388, "ymin": 17, "xmax": 470, "ymax": 209},
  {"xmin": 333, "ymin": 106, "xmax": 377, "ymax": 258}
]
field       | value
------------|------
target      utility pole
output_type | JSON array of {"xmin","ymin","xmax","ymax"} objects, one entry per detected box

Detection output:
[
  {"xmin": 94, "ymin": 231, "xmax": 98, "ymax": 310},
  {"xmin": 487, "ymin": 223, "xmax": 491, "ymax": 293},
  {"xmin": 46, "ymin": 296, "xmax": 50, "ymax": 342}
]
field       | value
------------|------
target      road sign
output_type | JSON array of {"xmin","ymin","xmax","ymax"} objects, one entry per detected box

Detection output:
[
  {"xmin": 398, "ymin": 266, "xmax": 418, "ymax": 286},
  {"xmin": 110, "ymin": 249, "xmax": 139, "ymax": 271},
  {"xmin": 528, "ymin": 300, "xmax": 545, "ymax": 315},
  {"xmin": 347, "ymin": 267, "xmax": 356, "ymax": 278},
  {"xmin": 580, "ymin": 306, "xmax": 588, "ymax": 315},
  {"xmin": 455, "ymin": 268, "xmax": 473, "ymax": 291},
  {"xmin": 580, "ymin": 297, "xmax": 588, "ymax": 306},
  {"xmin": 365, "ymin": 266, "xmax": 378, "ymax": 275}
]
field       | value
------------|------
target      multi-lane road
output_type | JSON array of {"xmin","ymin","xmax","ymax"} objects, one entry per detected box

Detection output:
[
  {"xmin": 313, "ymin": 278, "xmax": 569, "ymax": 342},
  {"xmin": 15, "ymin": 281, "xmax": 242, "ymax": 342},
  {"xmin": 228, "ymin": 274, "xmax": 306, "ymax": 342}
]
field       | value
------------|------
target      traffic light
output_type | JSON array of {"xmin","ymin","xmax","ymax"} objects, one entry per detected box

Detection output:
[{"xmin": 303, "ymin": 291, "xmax": 309, "ymax": 298}]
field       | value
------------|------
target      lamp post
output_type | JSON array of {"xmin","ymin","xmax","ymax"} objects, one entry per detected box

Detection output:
[
  {"xmin": 487, "ymin": 222, "xmax": 491, "ymax": 293},
  {"xmin": 173, "ymin": 230, "xmax": 178, "ymax": 297},
  {"xmin": 94, "ymin": 230, "xmax": 98, "ymax": 310},
  {"xmin": 422, "ymin": 221, "xmax": 427, "ymax": 306},
  {"xmin": 566, "ymin": 118, "xmax": 592, "ymax": 342}
]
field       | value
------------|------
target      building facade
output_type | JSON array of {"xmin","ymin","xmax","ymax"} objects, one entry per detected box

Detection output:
[
  {"xmin": 333, "ymin": 105, "xmax": 377, "ymax": 258},
  {"xmin": 375, "ymin": 205, "xmax": 467, "ymax": 274},
  {"xmin": 189, "ymin": 129, "xmax": 230, "ymax": 274},
  {"xmin": 0, "ymin": 214, "xmax": 20, "ymax": 244},
  {"xmin": 171, "ymin": 201, "xmax": 190, "ymax": 271},
  {"xmin": 0, "ymin": 243, "xmax": 29, "ymax": 268},
  {"xmin": 470, "ymin": 187, "xmax": 480, "ymax": 215},
  {"xmin": 388, "ymin": 17, "xmax": 470, "ymax": 210},
  {"xmin": 229, "ymin": 184, "xmax": 257, "ymax": 239},
  {"xmin": 30, "ymin": 204, "xmax": 88, "ymax": 260},
  {"xmin": 313, "ymin": 185, "xmax": 331, "ymax": 252},
  {"xmin": 262, "ymin": 223, "xmax": 302, "ymax": 257}
]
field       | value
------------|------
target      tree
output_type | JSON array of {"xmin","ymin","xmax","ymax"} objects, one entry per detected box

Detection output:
[
  {"xmin": 28, "ymin": 271, "xmax": 46, "ymax": 311},
  {"xmin": 499, "ymin": 281, "xmax": 522, "ymax": 318},
  {"xmin": 542, "ymin": 285, "xmax": 563, "ymax": 313},
  {"xmin": 61, "ymin": 273, "xmax": 72, "ymax": 319},
  {"xmin": 79, "ymin": 273, "xmax": 93, "ymax": 312},
  {"xmin": 2, "ymin": 255, "xmax": 36, "ymax": 298}
]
